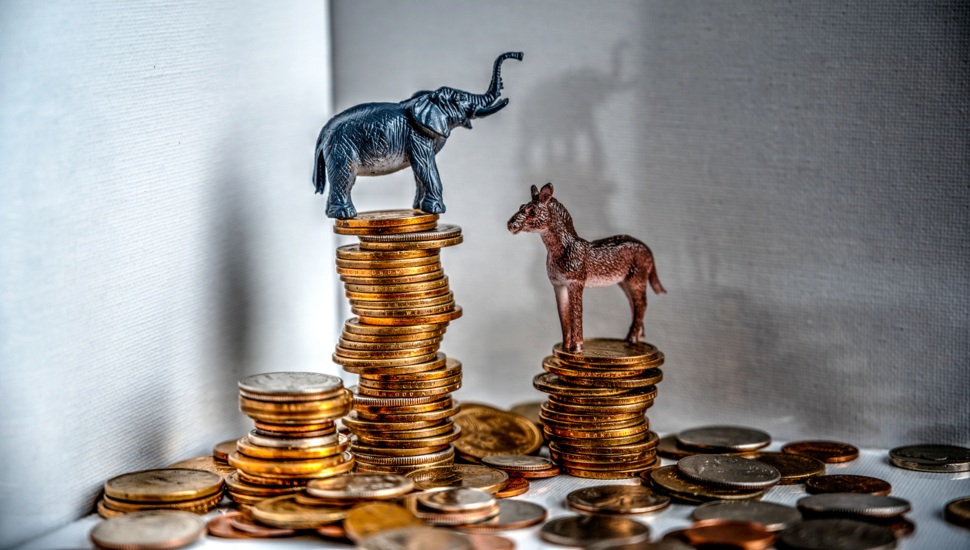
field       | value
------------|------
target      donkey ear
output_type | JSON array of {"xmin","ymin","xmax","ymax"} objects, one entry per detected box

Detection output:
[
  {"xmin": 407, "ymin": 94, "xmax": 450, "ymax": 138},
  {"xmin": 539, "ymin": 182, "xmax": 554, "ymax": 203},
  {"xmin": 530, "ymin": 184, "xmax": 540, "ymax": 199}
]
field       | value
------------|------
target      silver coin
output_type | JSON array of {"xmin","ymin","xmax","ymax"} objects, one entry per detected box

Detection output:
[
  {"xmin": 89, "ymin": 510, "xmax": 206, "ymax": 550},
  {"xmin": 358, "ymin": 224, "xmax": 462, "ymax": 243},
  {"xmin": 676, "ymin": 425, "xmax": 771, "ymax": 452},
  {"xmin": 797, "ymin": 494, "xmax": 911, "ymax": 518},
  {"xmin": 888, "ymin": 444, "xmax": 970, "ymax": 473},
  {"xmin": 481, "ymin": 454, "xmax": 554, "ymax": 471},
  {"xmin": 247, "ymin": 431, "xmax": 342, "ymax": 449},
  {"xmin": 418, "ymin": 488, "xmax": 496, "ymax": 513},
  {"xmin": 238, "ymin": 372, "xmax": 343, "ymax": 395},
  {"xmin": 567, "ymin": 485, "xmax": 671, "ymax": 515},
  {"xmin": 677, "ymin": 454, "xmax": 781, "ymax": 489},
  {"xmin": 692, "ymin": 500, "xmax": 802, "ymax": 532},
  {"xmin": 307, "ymin": 473, "xmax": 414, "ymax": 499},
  {"xmin": 776, "ymin": 519, "xmax": 896, "ymax": 550},
  {"xmin": 358, "ymin": 526, "xmax": 471, "ymax": 550},
  {"xmin": 540, "ymin": 515, "xmax": 650, "ymax": 547},
  {"xmin": 455, "ymin": 499, "xmax": 548, "ymax": 532}
]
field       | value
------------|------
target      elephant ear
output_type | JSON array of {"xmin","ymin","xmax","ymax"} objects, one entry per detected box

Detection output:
[{"xmin": 408, "ymin": 95, "xmax": 450, "ymax": 138}]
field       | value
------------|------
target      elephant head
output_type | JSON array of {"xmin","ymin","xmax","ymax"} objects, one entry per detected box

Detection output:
[{"xmin": 407, "ymin": 51, "xmax": 523, "ymax": 138}]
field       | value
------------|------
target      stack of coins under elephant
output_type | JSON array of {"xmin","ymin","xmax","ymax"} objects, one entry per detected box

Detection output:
[
  {"xmin": 227, "ymin": 372, "xmax": 354, "ymax": 505},
  {"xmin": 533, "ymin": 338, "xmax": 663, "ymax": 478},
  {"xmin": 331, "ymin": 210, "xmax": 464, "ymax": 474}
]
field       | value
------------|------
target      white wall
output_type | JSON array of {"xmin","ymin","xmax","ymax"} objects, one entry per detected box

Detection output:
[
  {"xmin": 331, "ymin": 1, "xmax": 969, "ymax": 447},
  {"xmin": 0, "ymin": 2, "xmax": 336, "ymax": 546}
]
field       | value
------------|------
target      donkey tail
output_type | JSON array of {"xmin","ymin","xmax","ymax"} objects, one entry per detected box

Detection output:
[
  {"xmin": 313, "ymin": 148, "xmax": 326, "ymax": 195},
  {"xmin": 649, "ymin": 265, "xmax": 666, "ymax": 295}
]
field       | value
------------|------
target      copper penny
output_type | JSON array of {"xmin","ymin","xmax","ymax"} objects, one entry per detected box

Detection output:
[
  {"xmin": 493, "ymin": 476, "xmax": 530, "ymax": 498},
  {"xmin": 682, "ymin": 519, "xmax": 775, "ymax": 550},
  {"xmin": 805, "ymin": 475, "xmax": 892, "ymax": 495},
  {"xmin": 455, "ymin": 499, "xmax": 548, "ymax": 532},
  {"xmin": 316, "ymin": 523, "xmax": 349, "ymax": 540},
  {"xmin": 206, "ymin": 512, "xmax": 256, "ymax": 539},
  {"xmin": 228, "ymin": 513, "xmax": 298, "ymax": 537},
  {"xmin": 782, "ymin": 440, "xmax": 859, "ymax": 463},
  {"xmin": 465, "ymin": 533, "xmax": 515, "ymax": 550}
]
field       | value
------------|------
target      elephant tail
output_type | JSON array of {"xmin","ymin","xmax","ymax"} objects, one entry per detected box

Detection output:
[{"xmin": 313, "ymin": 148, "xmax": 326, "ymax": 195}]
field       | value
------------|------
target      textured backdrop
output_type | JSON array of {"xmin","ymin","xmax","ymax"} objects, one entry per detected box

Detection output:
[
  {"xmin": 331, "ymin": 0, "xmax": 969, "ymax": 447},
  {"xmin": 0, "ymin": 1, "xmax": 335, "ymax": 546}
]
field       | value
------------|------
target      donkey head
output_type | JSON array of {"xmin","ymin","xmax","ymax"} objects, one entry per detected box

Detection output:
[{"xmin": 508, "ymin": 183, "xmax": 555, "ymax": 234}]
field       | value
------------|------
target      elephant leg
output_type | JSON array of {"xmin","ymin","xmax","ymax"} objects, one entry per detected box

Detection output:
[
  {"xmin": 325, "ymin": 156, "xmax": 358, "ymax": 219},
  {"xmin": 620, "ymin": 278, "xmax": 647, "ymax": 343},
  {"xmin": 409, "ymin": 142, "xmax": 446, "ymax": 214}
]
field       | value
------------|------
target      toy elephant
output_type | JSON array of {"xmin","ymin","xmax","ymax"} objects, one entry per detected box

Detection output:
[{"xmin": 313, "ymin": 51, "xmax": 523, "ymax": 219}]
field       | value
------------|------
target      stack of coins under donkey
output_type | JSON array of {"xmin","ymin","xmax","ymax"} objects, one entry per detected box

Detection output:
[
  {"xmin": 226, "ymin": 372, "xmax": 354, "ymax": 505},
  {"xmin": 533, "ymin": 338, "xmax": 664, "ymax": 478},
  {"xmin": 331, "ymin": 210, "xmax": 464, "ymax": 474}
]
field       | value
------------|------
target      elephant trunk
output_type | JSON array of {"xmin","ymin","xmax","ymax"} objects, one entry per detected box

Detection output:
[{"xmin": 473, "ymin": 51, "xmax": 523, "ymax": 112}]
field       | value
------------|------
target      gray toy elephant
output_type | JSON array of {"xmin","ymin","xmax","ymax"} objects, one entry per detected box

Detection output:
[{"xmin": 313, "ymin": 52, "xmax": 523, "ymax": 219}]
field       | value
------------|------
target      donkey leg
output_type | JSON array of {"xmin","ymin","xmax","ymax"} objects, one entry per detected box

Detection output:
[
  {"xmin": 553, "ymin": 284, "xmax": 571, "ymax": 349},
  {"xmin": 620, "ymin": 278, "xmax": 647, "ymax": 343},
  {"xmin": 566, "ymin": 283, "xmax": 585, "ymax": 352}
]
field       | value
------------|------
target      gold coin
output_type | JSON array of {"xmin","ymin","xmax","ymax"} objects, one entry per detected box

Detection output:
[
  {"xmin": 493, "ymin": 477, "xmax": 530, "ymax": 498},
  {"xmin": 543, "ymin": 356, "xmax": 661, "ymax": 379},
  {"xmin": 544, "ymin": 420, "xmax": 649, "ymax": 440},
  {"xmin": 166, "ymin": 456, "xmax": 237, "ymax": 479},
  {"xmin": 250, "ymin": 495, "xmax": 347, "ymax": 529},
  {"xmin": 355, "ymin": 381, "xmax": 461, "ymax": 399},
  {"xmin": 540, "ymin": 416, "xmax": 645, "ymax": 434},
  {"xmin": 333, "ymin": 209, "xmax": 438, "ymax": 229},
  {"xmin": 343, "ymin": 502, "xmax": 424, "ymax": 543},
  {"xmin": 645, "ymin": 466, "xmax": 766, "ymax": 502},
  {"xmin": 357, "ymin": 372, "xmax": 462, "ymax": 391},
  {"xmin": 400, "ymin": 493, "xmax": 500, "ymax": 526},
  {"xmin": 343, "ymin": 277, "xmax": 450, "ymax": 295},
  {"xmin": 335, "ymin": 220, "xmax": 438, "ymax": 236},
  {"xmin": 453, "ymin": 405, "xmax": 544, "ymax": 459},
  {"xmin": 359, "ymin": 234, "xmax": 464, "ymax": 251},
  {"xmin": 509, "ymin": 402, "xmax": 542, "ymax": 428},
  {"xmin": 358, "ymin": 359, "xmax": 461, "ymax": 382},
  {"xmin": 552, "ymin": 338, "xmax": 661, "ymax": 365},
  {"xmin": 225, "ymin": 472, "xmax": 302, "ymax": 497},
  {"xmin": 562, "ymin": 466, "xmax": 650, "ymax": 479},
  {"xmin": 338, "ymin": 336, "xmax": 443, "ymax": 351},
  {"xmin": 351, "ymin": 446, "xmax": 455, "ymax": 466},
  {"xmin": 342, "ymin": 318, "xmax": 447, "ymax": 335},
  {"xmin": 236, "ymin": 437, "xmax": 349, "ymax": 460},
  {"xmin": 228, "ymin": 451, "xmax": 352, "ymax": 477},
  {"xmin": 344, "ymin": 411, "xmax": 449, "ymax": 431},
  {"xmin": 751, "ymin": 452, "xmax": 826, "ymax": 484},
  {"xmin": 349, "ymin": 293, "xmax": 455, "ymax": 310},
  {"xmin": 333, "ymin": 351, "xmax": 440, "ymax": 368},
  {"xmin": 354, "ymin": 457, "xmax": 456, "ymax": 476},
  {"xmin": 337, "ymin": 262, "xmax": 443, "ymax": 278},
  {"xmin": 545, "ymin": 430, "xmax": 651, "ymax": 447},
  {"xmin": 239, "ymin": 389, "xmax": 352, "ymax": 415},
  {"xmin": 97, "ymin": 499, "xmax": 126, "ymax": 519},
  {"xmin": 252, "ymin": 420, "xmax": 336, "ymax": 434},
  {"xmin": 336, "ymin": 243, "xmax": 438, "ymax": 261},
  {"xmin": 551, "ymin": 386, "xmax": 657, "ymax": 406},
  {"xmin": 532, "ymin": 372, "xmax": 632, "ymax": 397},
  {"xmin": 101, "ymin": 491, "xmax": 223, "ymax": 514},
  {"xmin": 352, "ymin": 301, "xmax": 457, "ymax": 318},
  {"xmin": 341, "ymin": 269, "xmax": 445, "ymax": 285},
  {"xmin": 559, "ymin": 369, "xmax": 663, "ymax": 389},
  {"xmin": 354, "ymin": 397, "xmax": 455, "ymax": 418},
  {"xmin": 343, "ymin": 354, "xmax": 449, "ymax": 375},
  {"xmin": 352, "ymin": 420, "xmax": 456, "ymax": 441},
  {"xmin": 346, "ymin": 286, "xmax": 451, "ymax": 302},
  {"xmin": 335, "ymin": 344, "xmax": 441, "ymax": 360},
  {"xmin": 544, "ymin": 399, "xmax": 651, "ymax": 415},
  {"xmin": 104, "ymin": 469, "xmax": 224, "ymax": 504},
  {"xmin": 538, "ymin": 403, "xmax": 644, "ymax": 424},
  {"xmin": 554, "ymin": 455, "xmax": 658, "ymax": 473},
  {"xmin": 359, "ymin": 306, "xmax": 463, "ymax": 326},
  {"xmin": 357, "ymin": 224, "xmax": 461, "ymax": 242},
  {"xmin": 341, "ymin": 330, "xmax": 447, "ymax": 344},
  {"xmin": 336, "ymin": 255, "xmax": 440, "ymax": 269},
  {"xmin": 352, "ymin": 386, "xmax": 451, "ymax": 407},
  {"xmin": 355, "ymin": 426, "xmax": 462, "ymax": 448},
  {"xmin": 407, "ymin": 465, "xmax": 509, "ymax": 494}
]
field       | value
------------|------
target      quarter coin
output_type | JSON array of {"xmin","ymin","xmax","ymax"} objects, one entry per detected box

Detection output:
[
  {"xmin": 775, "ymin": 518, "xmax": 896, "ymax": 550},
  {"xmin": 481, "ymin": 455, "xmax": 553, "ymax": 472},
  {"xmin": 676, "ymin": 426, "xmax": 771, "ymax": 452},
  {"xmin": 89, "ymin": 510, "xmax": 205, "ymax": 550},
  {"xmin": 782, "ymin": 441, "xmax": 859, "ymax": 463},
  {"xmin": 888, "ymin": 444, "xmax": 970, "ymax": 473},
  {"xmin": 692, "ymin": 500, "xmax": 802, "ymax": 532},
  {"xmin": 677, "ymin": 454, "xmax": 781, "ymax": 489},
  {"xmin": 238, "ymin": 372, "xmax": 344, "ymax": 396},
  {"xmin": 540, "ymin": 515, "xmax": 650, "ymax": 547},
  {"xmin": 566, "ymin": 485, "xmax": 670, "ymax": 515},
  {"xmin": 796, "ymin": 494, "xmax": 911, "ymax": 518},
  {"xmin": 805, "ymin": 475, "xmax": 892, "ymax": 496}
]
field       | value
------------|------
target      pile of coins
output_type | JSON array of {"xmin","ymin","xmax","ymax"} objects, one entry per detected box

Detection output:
[
  {"xmin": 533, "ymin": 338, "xmax": 664, "ymax": 478},
  {"xmin": 226, "ymin": 372, "xmax": 353, "ymax": 505},
  {"xmin": 97, "ymin": 469, "xmax": 225, "ymax": 519},
  {"xmin": 330, "ymin": 210, "xmax": 464, "ymax": 474}
]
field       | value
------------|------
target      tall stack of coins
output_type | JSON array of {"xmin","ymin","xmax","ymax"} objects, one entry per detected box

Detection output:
[
  {"xmin": 330, "ymin": 210, "xmax": 464, "ymax": 474},
  {"xmin": 227, "ymin": 372, "xmax": 354, "ymax": 505},
  {"xmin": 533, "ymin": 338, "xmax": 663, "ymax": 478}
]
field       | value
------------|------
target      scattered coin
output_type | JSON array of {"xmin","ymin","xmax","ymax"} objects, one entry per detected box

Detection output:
[
  {"xmin": 454, "ymin": 404, "xmax": 543, "ymax": 459},
  {"xmin": 540, "ymin": 515, "xmax": 650, "ymax": 547},
  {"xmin": 249, "ymin": 494, "xmax": 347, "ymax": 529},
  {"xmin": 677, "ymin": 454, "xmax": 781, "ymax": 490},
  {"xmin": 510, "ymin": 401, "xmax": 543, "ymax": 428},
  {"xmin": 797, "ymin": 493, "xmax": 911, "ymax": 519},
  {"xmin": 752, "ymin": 452, "xmax": 825, "ymax": 484},
  {"xmin": 206, "ymin": 512, "xmax": 256, "ymax": 539},
  {"xmin": 306, "ymin": 473, "xmax": 414, "ymax": 500},
  {"xmin": 681, "ymin": 519, "xmax": 776, "ymax": 550},
  {"xmin": 888, "ymin": 444, "xmax": 970, "ymax": 473},
  {"xmin": 166, "ymin": 455, "xmax": 236, "ymax": 479},
  {"xmin": 343, "ymin": 502, "xmax": 424, "ymax": 543},
  {"xmin": 89, "ymin": 510, "xmax": 205, "ymax": 550},
  {"xmin": 213, "ymin": 439, "xmax": 239, "ymax": 462},
  {"xmin": 228, "ymin": 513, "xmax": 298, "ymax": 537},
  {"xmin": 493, "ymin": 477, "xmax": 530, "ymax": 498},
  {"xmin": 782, "ymin": 440, "xmax": 860, "ymax": 463},
  {"xmin": 104, "ymin": 468, "xmax": 224, "ymax": 503},
  {"xmin": 944, "ymin": 496, "xmax": 970, "ymax": 529},
  {"xmin": 407, "ymin": 464, "xmax": 509, "ymax": 494},
  {"xmin": 676, "ymin": 426, "xmax": 771, "ymax": 452},
  {"xmin": 464, "ymin": 533, "xmax": 516, "ymax": 550},
  {"xmin": 238, "ymin": 371, "xmax": 345, "ymax": 397},
  {"xmin": 418, "ymin": 488, "xmax": 496, "ymax": 513},
  {"xmin": 775, "ymin": 518, "xmax": 896, "ymax": 550},
  {"xmin": 358, "ymin": 526, "xmax": 472, "ymax": 550},
  {"xmin": 566, "ymin": 485, "xmax": 671, "ymax": 515},
  {"xmin": 645, "ymin": 466, "xmax": 766, "ymax": 503},
  {"xmin": 805, "ymin": 475, "xmax": 892, "ymax": 496},
  {"xmin": 481, "ymin": 454, "xmax": 553, "ymax": 472},
  {"xmin": 454, "ymin": 499, "xmax": 548, "ymax": 532},
  {"xmin": 692, "ymin": 500, "xmax": 802, "ymax": 532}
]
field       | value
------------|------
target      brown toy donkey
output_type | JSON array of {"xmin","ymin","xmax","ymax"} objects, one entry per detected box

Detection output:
[{"xmin": 508, "ymin": 183, "xmax": 665, "ymax": 352}]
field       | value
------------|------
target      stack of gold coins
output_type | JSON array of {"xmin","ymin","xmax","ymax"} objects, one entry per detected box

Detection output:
[
  {"xmin": 330, "ymin": 210, "xmax": 464, "ymax": 474},
  {"xmin": 534, "ymin": 338, "xmax": 663, "ymax": 479},
  {"xmin": 97, "ymin": 469, "xmax": 225, "ymax": 518},
  {"xmin": 227, "ymin": 372, "xmax": 354, "ymax": 505}
]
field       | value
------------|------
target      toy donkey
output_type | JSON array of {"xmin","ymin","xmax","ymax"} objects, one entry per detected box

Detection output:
[{"xmin": 507, "ymin": 183, "xmax": 666, "ymax": 353}]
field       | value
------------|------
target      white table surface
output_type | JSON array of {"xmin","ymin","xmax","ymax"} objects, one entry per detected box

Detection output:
[{"xmin": 22, "ymin": 445, "xmax": 970, "ymax": 549}]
